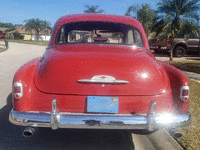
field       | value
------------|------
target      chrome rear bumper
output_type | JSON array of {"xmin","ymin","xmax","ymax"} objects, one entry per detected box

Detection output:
[{"xmin": 9, "ymin": 100, "xmax": 191, "ymax": 131}]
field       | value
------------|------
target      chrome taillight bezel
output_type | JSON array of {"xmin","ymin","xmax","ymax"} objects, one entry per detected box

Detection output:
[
  {"xmin": 180, "ymin": 86, "xmax": 189, "ymax": 102},
  {"xmin": 13, "ymin": 82, "xmax": 23, "ymax": 99}
]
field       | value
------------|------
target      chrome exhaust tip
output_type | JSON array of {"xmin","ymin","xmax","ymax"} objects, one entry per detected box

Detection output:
[
  {"xmin": 169, "ymin": 129, "xmax": 182, "ymax": 138},
  {"xmin": 23, "ymin": 127, "xmax": 35, "ymax": 137}
]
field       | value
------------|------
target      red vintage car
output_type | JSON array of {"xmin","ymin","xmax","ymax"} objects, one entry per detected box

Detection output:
[
  {"xmin": 9, "ymin": 14, "xmax": 191, "ymax": 137},
  {"xmin": 0, "ymin": 33, "xmax": 5, "ymax": 39}
]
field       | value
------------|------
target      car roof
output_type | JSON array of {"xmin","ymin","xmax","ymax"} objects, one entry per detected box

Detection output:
[{"xmin": 49, "ymin": 14, "xmax": 148, "ymax": 48}]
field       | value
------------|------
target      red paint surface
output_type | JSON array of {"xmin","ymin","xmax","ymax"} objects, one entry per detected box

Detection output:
[
  {"xmin": 12, "ymin": 14, "xmax": 189, "ymax": 115},
  {"xmin": 12, "ymin": 50, "xmax": 189, "ymax": 114},
  {"xmin": 35, "ymin": 45, "xmax": 169, "ymax": 96}
]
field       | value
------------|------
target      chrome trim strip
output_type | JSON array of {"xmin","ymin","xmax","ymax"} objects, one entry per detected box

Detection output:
[
  {"xmin": 77, "ymin": 79, "xmax": 129, "ymax": 84},
  {"xmin": 9, "ymin": 109, "xmax": 191, "ymax": 130},
  {"xmin": 77, "ymin": 75, "xmax": 129, "ymax": 84},
  {"xmin": 47, "ymin": 44, "xmax": 151, "ymax": 51}
]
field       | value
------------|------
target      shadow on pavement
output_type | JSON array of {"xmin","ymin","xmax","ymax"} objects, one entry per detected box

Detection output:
[
  {"xmin": 185, "ymin": 57, "xmax": 200, "ymax": 61},
  {"xmin": 153, "ymin": 53, "xmax": 169, "ymax": 57},
  {"xmin": 0, "ymin": 48, "xmax": 8, "ymax": 53},
  {"xmin": 0, "ymin": 93, "xmax": 135, "ymax": 150}
]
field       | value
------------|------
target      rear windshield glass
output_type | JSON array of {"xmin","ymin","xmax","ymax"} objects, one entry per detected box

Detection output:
[{"xmin": 55, "ymin": 21, "xmax": 144, "ymax": 47}]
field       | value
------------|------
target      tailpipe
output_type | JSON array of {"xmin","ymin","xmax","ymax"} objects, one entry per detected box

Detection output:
[
  {"xmin": 23, "ymin": 127, "xmax": 35, "ymax": 137},
  {"xmin": 169, "ymin": 129, "xmax": 182, "ymax": 138}
]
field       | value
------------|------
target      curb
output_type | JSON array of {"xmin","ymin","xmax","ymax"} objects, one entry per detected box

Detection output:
[
  {"xmin": 146, "ymin": 129, "xmax": 184, "ymax": 150},
  {"xmin": 132, "ymin": 129, "xmax": 183, "ymax": 150},
  {"xmin": 181, "ymin": 70, "xmax": 200, "ymax": 83}
]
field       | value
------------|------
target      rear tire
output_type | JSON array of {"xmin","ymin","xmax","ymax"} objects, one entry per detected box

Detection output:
[
  {"xmin": 174, "ymin": 46, "xmax": 186, "ymax": 57},
  {"xmin": 154, "ymin": 50, "xmax": 160, "ymax": 54},
  {"xmin": 154, "ymin": 49, "xmax": 162, "ymax": 54}
]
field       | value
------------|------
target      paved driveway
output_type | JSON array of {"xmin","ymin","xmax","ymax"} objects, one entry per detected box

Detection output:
[
  {"xmin": 0, "ymin": 42, "xmax": 46, "ymax": 108},
  {"xmin": 155, "ymin": 54, "xmax": 200, "ymax": 61}
]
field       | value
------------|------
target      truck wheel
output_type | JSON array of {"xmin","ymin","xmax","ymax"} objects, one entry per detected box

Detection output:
[
  {"xmin": 154, "ymin": 49, "xmax": 161, "ymax": 54},
  {"xmin": 174, "ymin": 46, "xmax": 186, "ymax": 57}
]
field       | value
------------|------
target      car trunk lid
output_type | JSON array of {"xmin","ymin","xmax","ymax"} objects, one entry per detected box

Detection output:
[{"xmin": 34, "ymin": 45, "xmax": 169, "ymax": 96}]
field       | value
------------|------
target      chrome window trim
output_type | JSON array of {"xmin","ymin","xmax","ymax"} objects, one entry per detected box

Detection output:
[{"xmin": 47, "ymin": 44, "xmax": 151, "ymax": 52}]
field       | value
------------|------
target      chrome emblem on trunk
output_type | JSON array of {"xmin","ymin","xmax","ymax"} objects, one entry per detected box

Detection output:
[{"xmin": 77, "ymin": 75, "xmax": 129, "ymax": 84}]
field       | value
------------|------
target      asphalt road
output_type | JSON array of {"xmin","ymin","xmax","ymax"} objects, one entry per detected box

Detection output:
[{"xmin": 0, "ymin": 42, "xmax": 183, "ymax": 150}]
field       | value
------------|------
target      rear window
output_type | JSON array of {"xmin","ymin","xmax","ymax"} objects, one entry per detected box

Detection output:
[{"xmin": 55, "ymin": 21, "xmax": 144, "ymax": 47}]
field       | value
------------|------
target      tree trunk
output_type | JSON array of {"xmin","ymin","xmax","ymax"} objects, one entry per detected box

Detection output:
[
  {"xmin": 169, "ymin": 40, "xmax": 173, "ymax": 61},
  {"xmin": 35, "ymin": 29, "xmax": 39, "ymax": 41},
  {"xmin": 170, "ymin": 48, "xmax": 173, "ymax": 61},
  {"xmin": 36, "ymin": 33, "xmax": 39, "ymax": 41}
]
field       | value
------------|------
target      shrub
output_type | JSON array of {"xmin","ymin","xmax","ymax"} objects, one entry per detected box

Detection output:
[
  {"xmin": 13, "ymin": 31, "xmax": 24, "ymax": 39},
  {"xmin": 5, "ymin": 32, "xmax": 14, "ymax": 39}
]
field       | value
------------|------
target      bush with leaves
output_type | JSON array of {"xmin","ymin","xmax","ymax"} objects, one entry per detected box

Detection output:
[
  {"xmin": 13, "ymin": 31, "xmax": 24, "ymax": 40},
  {"xmin": 24, "ymin": 18, "xmax": 51, "ymax": 40},
  {"xmin": 153, "ymin": 0, "xmax": 200, "ymax": 60},
  {"xmin": 5, "ymin": 32, "xmax": 14, "ymax": 39}
]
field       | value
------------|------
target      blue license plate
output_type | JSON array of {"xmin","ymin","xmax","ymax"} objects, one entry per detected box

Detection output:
[{"xmin": 87, "ymin": 96, "xmax": 119, "ymax": 113}]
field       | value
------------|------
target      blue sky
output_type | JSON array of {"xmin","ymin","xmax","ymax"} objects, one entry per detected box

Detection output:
[{"xmin": 1, "ymin": 0, "xmax": 160, "ymax": 26}]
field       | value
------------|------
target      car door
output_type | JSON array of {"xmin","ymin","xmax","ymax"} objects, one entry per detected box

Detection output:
[{"xmin": 186, "ymin": 34, "xmax": 200, "ymax": 52}]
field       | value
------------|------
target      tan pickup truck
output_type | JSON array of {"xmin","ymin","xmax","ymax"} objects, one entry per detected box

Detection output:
[{"xmin": 149, "ymin": 34, "xmax": 200, "ymax": 57}]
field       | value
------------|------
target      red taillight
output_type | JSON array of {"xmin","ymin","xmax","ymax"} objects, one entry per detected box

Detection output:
[
  {"xmin": 183, "ymin": 97, "xmax": 188, "ymax": 102},
  {"xmin": 165, "ymin": 41, "xmax": 168, "ymax": 45},
  {"xmin": 13, "ymin": 82, "xmax": 23, "ymax": 99},
  {"xmin": 182, "ymin": 89, "xmax": 189, "ymax": 96},
  {"xmin": 14, "ymin": 86, "xmax": 21, "ymax": 93},
  {"xmin": 14, "ymin": 94, "xmax": 20, "ymax": 99},
  {"xmin": 180, "ymin": 86, "xmax": 189, "ymax": 102}
]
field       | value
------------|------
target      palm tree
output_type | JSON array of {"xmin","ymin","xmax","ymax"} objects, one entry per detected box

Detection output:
[
  {"xmin": 84, "ymin": 5, "xmax": 105, "ymax": 13},
  {"xmin": 126, "ymin": 4, "xmax": 158, "ymax": 39},
  {"xmin": 154, "ymin": 0, "xmax": 200, "ymax": 60},
  {"xmin": 24, "ymin": 18, "xmax": 51, "ymax": 40}
]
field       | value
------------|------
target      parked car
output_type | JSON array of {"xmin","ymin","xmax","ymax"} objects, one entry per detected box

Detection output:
[
  {"xmin": 0, "ymin": 33, "xmax": 5, "ymax": 39},
  {"xmin": 172, "ymin": 34, "xmax": 200, "ymax": 57},
  {"xmin": 148, "ymin": 39, "xmax": 157, "ymax": 50},
  {"xmin": 9, "ymin": 14, "xmax": 191, "ymax": 137},
  {"xmin": 149, "ymin": 38, "xmax": 168, "ymax": 54},
  {"xmin": 150, "ymin": 34, "xmax": 200, "ymax": 57}
]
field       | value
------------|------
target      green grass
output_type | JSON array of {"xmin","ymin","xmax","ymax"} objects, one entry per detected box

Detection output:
[
  {"xmin": 176, "ymin": 80, "xmax": 200, "ymax": 150},
  {"xmin": 0, "ymin": 39, "xmax": 49, "ymax": 46},
  {"xmin": 164, "ymin": 59, "xmax": 200, "ymax": 149},
  {"xmin": 168, "ymin": 60, "xmax": 200, "ymax": 74}
]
